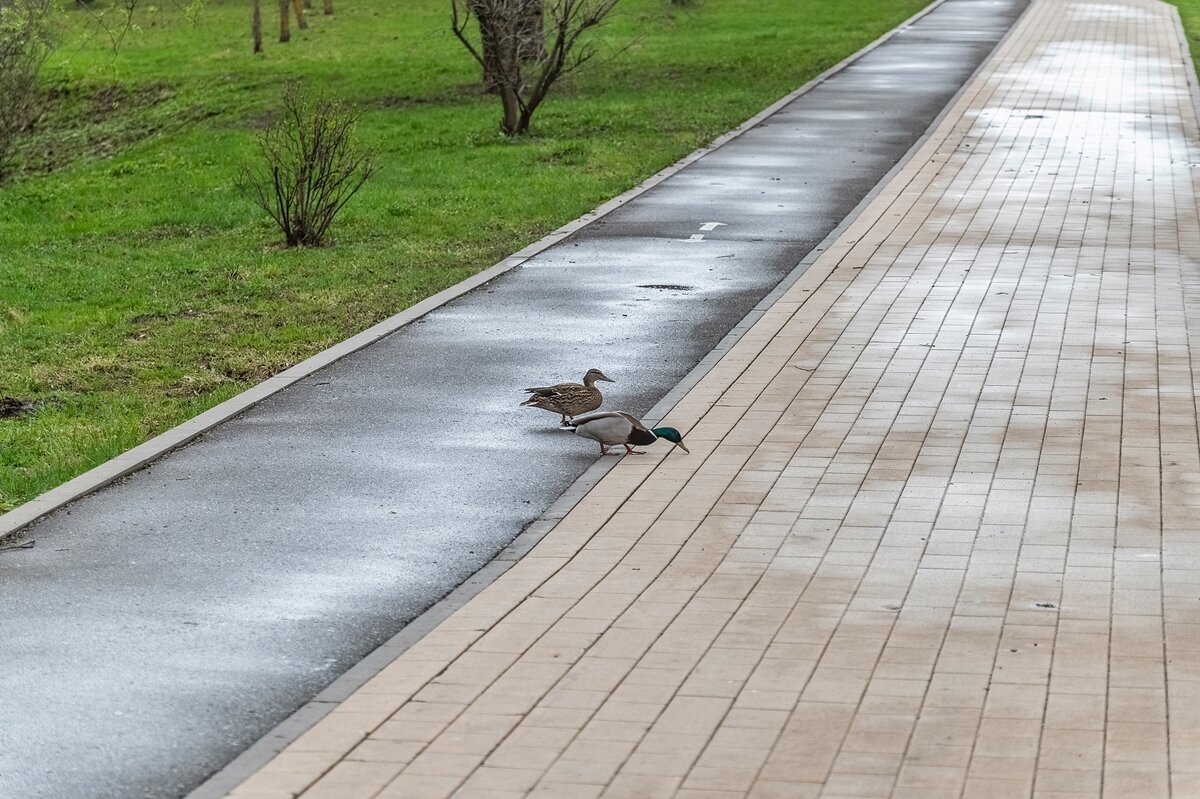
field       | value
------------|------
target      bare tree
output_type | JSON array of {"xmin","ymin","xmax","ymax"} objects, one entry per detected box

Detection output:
[
  {"xmin": 239, "ymin": 86, "xmax": 377, "ymax": 248},
  {"xmin": 468, "ymin": 0, "xmax": 542, "ymax": 93},
  {"xmin": 452, "ymin": 0, "xmax": 617, "ymax": 135},
  {"xmin": 0, "ymin": 0, "xmax": 55, "ymax": 181}
]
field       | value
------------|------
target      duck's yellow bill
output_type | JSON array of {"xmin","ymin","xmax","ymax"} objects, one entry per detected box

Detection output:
[{"xmin": 676, "ymin": 441, "xmax": 690, "ymax": 453}]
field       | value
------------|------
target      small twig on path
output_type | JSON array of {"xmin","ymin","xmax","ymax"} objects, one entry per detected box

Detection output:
[{"xmin": 0, "ymin": 540, "xmax": 35, "ymax": 552}]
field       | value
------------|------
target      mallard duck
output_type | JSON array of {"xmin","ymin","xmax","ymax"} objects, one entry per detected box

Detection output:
[
  {"xmin": 521, "ymin": 368, "xmax": 614, "ymax": 424},
  {"xmin": 567, "ymin": 410, "xmax": 689, "ymax": 456}
]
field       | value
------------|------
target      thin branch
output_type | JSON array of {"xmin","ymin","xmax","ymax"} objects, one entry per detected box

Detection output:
[{"xmin": 450, "ymin": 0, "xmax": 486, "ymax": 68}]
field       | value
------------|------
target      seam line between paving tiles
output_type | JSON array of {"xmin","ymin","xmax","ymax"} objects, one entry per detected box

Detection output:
[
  {"xmin": 989, "ymin": 4, "xmax": 1067, "ymax": 790},
  {"xmin": 945, "ymin": 3, "xmax": 1054, "ymax": 791},
  {"xmin": 1155, "ymin": 4, "xmax": 1185, "ymax": 795},
  {"xmin": 1068, "ymin": 8, "xmax": 1111, "ymax": 798},
  {"xmin": 971, "ymin": 2, "xmax": 1065, "ymax": 789}
]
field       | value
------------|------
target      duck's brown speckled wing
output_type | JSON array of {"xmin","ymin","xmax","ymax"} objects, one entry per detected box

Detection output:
[{"xmin": 547, "ymin": 384, "xmax": 603, "ymax": 416}]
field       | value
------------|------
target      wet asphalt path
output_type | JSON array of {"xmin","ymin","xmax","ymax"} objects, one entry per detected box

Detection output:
[{"xmin": 0, "ymin": 2, "xmax": 1026, "ymax": 797}]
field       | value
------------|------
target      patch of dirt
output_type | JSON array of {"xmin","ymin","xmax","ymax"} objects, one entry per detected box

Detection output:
[
  {"xmin": 16, "ymin": 81, "xmax": 193, "ymax": 175},
  {"xmin": 244, "ymin": 109, "xmax": 279, "ymax": 131},
  {"xmin": 40, "ymin": 82, "xmax": 174, "ymax": 125},
  {"xmin": 377, "ymin": 95, "xmax": 442, "ymax": 108},
  {"xmin": 375, "ymin": 84, "xmax": 481, "ymax": 108},
  {"xmin": 0, "ymin": 397, "xmax": 36, "ymax": 418},
  {"xmin": 0, "ymin": 396, "xmax": 60, "ymax": 419},
  {"xmin": 219, "ymin": 361, "xmax": 292, "ymax": 383},
  {"xmin": 88, "ymin": 83, "xmax": 174, "ymax": 123}
]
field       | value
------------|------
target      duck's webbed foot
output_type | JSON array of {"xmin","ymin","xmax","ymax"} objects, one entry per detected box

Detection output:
[{"xmin": 623, "ymin": 445, "xmax": 646, "ymax": 455}]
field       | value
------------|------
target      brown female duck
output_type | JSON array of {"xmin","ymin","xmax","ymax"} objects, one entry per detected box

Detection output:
[{"xmin": 521, "ymin": 368, "xmax": 614, "ymax": 425}]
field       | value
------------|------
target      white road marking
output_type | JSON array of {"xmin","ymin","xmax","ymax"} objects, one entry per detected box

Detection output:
[{"xmin": 682, "ymin": 221, "xmax": 727, "ymax": 242}]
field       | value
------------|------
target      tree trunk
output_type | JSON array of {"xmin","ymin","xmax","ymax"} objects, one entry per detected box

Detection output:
[
  {"xmin": 252, "ymin": 0, "xmax": 262, "ymax": 52},
  {"xmin": 515, "ymin": 107, "xmax": 533, "ymax": 135},
  {"xmin": 323, "ymin": 0, "xmax": 333, "ymax": 14},
  {"xmin": 499, "ymin": 87, "xmax": 521, "ymax": 135},
  {"xmin": 468, "ymin": 0, "xmax": 502, "ymax": 93},
  {"xmin": 292, "ymin": 0, "xmax": 308, "ymax": 29},
  {"xmin": 279, "ymin": 0, "xmax": 290, "ymax": 42}
]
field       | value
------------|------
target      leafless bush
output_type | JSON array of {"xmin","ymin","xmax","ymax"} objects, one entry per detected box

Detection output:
[
  {"xmin": 0, "ymin": 0, "xmax": 55, "ymax": 182},
  {"xmin": 239, "ymin": 87, "xmax": 377, "ymax": 247},
  {"xmin": 452, "ymin": 0, "xmax": 619, "ymax": 135}
]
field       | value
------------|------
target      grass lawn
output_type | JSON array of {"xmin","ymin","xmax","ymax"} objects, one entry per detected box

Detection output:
[
  {"xmin": 1169, "ymin": 1, "xmax": 1200, "ymax": 65},
  {"xmin": 0, "ymin": 0, "xmax": 929, "ymax": 514}
]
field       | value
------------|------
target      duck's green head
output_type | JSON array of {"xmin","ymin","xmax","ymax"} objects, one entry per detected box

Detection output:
[{"xmin": 652, "ymin": 427, "xmax": 690, "ymax": 453}]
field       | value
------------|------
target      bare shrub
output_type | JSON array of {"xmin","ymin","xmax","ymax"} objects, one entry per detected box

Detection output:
[
  {"xmin": 0, "ymin": 0, "xmax": 55, "ymax": 181},
  {"xmin": 239, "ymin": 87, "xmax": 377, "ymax": 248},
  {"xmin": 452, "ymin": 0, "xmax": 619, "ymax": 135}
]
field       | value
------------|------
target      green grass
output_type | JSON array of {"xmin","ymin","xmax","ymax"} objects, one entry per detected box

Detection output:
[
  {"xmin": 0, "ymin": 0, "xmax": 928, "ymax": 513},
  {"xmin": 1168, "ymin": 0, "xmax": 1200, "ymax": 68}
]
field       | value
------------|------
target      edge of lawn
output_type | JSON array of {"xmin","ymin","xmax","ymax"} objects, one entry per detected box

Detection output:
[
  {"xmin": 173, "ymin": 0, "xmax": 1028, "ymax": 795},
  {"xmin": 0, "ymin": 1, "xmax": 951, "ymax": 548},
  {"xmin": 1170, "ymin": 3, "xmax": 1200, "ymax": 131}
]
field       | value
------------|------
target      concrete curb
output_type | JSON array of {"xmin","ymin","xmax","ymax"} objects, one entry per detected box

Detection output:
[
  {"xmin": 0, "ymin": 0, "xmax": 951, "ymax": 547},
  {"xmin": 183, "ymin": 0, "xmax": 1033, "ymax": 795}
]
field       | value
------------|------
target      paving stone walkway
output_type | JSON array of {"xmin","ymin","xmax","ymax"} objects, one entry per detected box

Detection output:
[{"xmin": 224, "ymin": 1, "xmax": 1200, "ymax": 796}]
